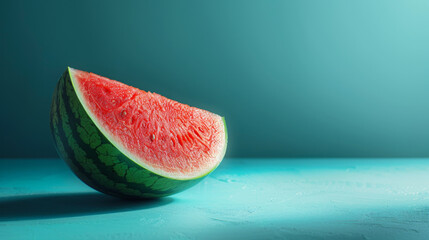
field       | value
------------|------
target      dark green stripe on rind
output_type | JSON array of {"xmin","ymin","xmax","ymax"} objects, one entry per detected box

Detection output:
[{"xmin": 50, "ymin": 69, "xmax": 202, "ymax": 199}]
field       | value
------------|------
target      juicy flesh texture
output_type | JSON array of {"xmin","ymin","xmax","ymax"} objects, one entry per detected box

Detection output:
[{"xmin": 71, "ymin": 69, "xmax": 225, "ymax": 178}]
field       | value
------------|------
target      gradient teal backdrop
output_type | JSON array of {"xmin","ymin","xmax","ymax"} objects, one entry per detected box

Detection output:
[{"xmin": 2, "ymin": 0, "xmax": 429, "ymax": 158}]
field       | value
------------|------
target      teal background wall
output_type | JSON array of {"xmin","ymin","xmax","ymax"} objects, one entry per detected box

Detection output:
[{"xmin": 1, "ymin": 0, "xmax": 429, "ymax": 158}]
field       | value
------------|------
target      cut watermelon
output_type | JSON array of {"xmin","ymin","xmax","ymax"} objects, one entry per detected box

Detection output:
[{"xmin": 50, "ymin": 67, "xmax": 227, "ymax": 198}]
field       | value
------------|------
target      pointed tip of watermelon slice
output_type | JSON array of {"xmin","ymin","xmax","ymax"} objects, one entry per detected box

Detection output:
[{"xmin": 67, "ymin": 67, "xmax": 77, "ymax": 77}]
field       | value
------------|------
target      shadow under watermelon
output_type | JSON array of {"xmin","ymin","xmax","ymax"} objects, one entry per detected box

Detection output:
[{"xmin": 0, "ymin": 192, "xmax": 173, "ymax": 221}]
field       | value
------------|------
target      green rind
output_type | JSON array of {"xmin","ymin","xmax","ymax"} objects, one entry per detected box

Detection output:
[{"xmin": 50, "ymin": 69, "xmax": 213, "ymax": 199}]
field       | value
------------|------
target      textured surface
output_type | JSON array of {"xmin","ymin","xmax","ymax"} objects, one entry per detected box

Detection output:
[
  {"xmin": 51, "ymin": 70, "xmax": 200, "ymax": 198},
  {"xmin": 1, "ymin": 158, "xmax": 429, "ymax": 240},
  {"xmin": 71, "ymin": 68, "xmax": 226, "ymax": 176}
]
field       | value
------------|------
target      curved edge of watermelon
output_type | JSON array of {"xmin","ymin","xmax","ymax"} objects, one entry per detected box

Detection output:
[
  {"xmin": 191, "ymin": 117, "xmax": 228, "ymax": 179},
  {"xmin": 50, "ymin": 67, "xmax": 226, "ymax": 198}
]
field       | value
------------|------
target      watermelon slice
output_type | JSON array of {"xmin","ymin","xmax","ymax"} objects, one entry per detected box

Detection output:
[{"xmin": 50, "ymin": 67, "xmax": 227, "ymax": 198}]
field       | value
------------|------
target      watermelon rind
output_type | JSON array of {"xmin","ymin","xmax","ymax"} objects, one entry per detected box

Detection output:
[{"xmin": 50, "ymin": 67, "xmax": 227, "ymax": 198}]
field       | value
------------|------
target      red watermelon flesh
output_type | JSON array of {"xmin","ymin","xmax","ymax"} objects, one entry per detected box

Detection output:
[{"xmin": 69, "ymin": 68, "xmax": 227, "ymax": 180}]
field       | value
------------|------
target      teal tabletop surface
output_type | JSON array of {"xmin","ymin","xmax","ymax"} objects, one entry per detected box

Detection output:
[{"xmin": 1, "ymin": 158, "xmax": 429, "ymax": 240}]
